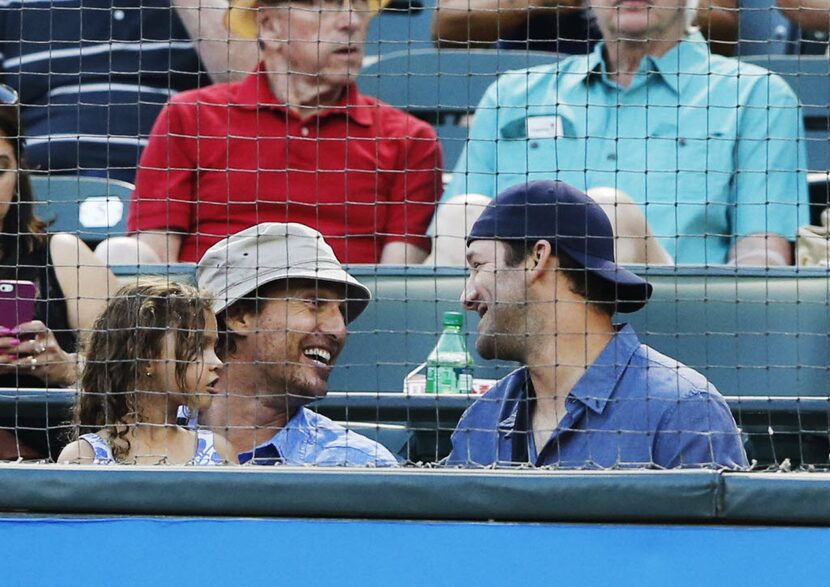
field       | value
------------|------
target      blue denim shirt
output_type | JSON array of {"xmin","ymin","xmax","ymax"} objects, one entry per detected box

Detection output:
[
  {"xmin": 238, "ymin": 408, "xmax": 399, "ymax": 467},
  {"xmin": 445, "ymin": 325, "xmax": 748, "ymax": 469}
]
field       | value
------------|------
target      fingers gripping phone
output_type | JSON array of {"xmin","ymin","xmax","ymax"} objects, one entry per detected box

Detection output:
[{"xmin": 0, "ymin": 280, "xmax": 37, "ymax": 329}]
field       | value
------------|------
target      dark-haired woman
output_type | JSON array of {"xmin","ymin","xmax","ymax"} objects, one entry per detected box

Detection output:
[
  {"xmin": 0, "ymin": 100, "xmax": 118, "ymax": 390},
  {"xmin": 0, "ymin": 97, "xmax": 118, "ymax": 458}
]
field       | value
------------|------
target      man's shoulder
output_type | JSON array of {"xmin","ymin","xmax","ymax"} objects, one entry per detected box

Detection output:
[
  {"xmin": 483, "ymin": 55, "xmax": 587, "ymax": 106},
  {"xmin": 695, "ymin": 54, "xmax": 798, "ymax": 103},
  {"xmin": 298, "ymin": 408, "xmax": 398, "ymax": 466},
  {"xmin": 630, "ymin": 343, "xmax": 722, "ymax": 401}
]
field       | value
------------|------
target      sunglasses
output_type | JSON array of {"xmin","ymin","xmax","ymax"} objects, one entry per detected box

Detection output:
[
  {"xmin": 0, "ymin": 85, "xmax": 25, "ymax": 149},
  {"xmin": 0, "ymin": 84, "xmax": 19, "ymax": 106}
]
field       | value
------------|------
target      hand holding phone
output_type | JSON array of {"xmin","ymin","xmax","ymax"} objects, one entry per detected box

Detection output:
[{"xmin": 0, "ymin": 280, "xmax": 36, "ymax": 329}]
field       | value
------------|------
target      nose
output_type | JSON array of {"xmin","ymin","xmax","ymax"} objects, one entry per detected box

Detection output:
[
  {"xmin": 460, "ymin": 276, "xmax": 479, "ymax": 311},
  {"xmin": 207, "ymin": 348, "xmax": 223, "ymax": 373},
  {"xmin": 318, "ymin": 302, "xmax": 348, "ymax": 341},
  {"xmin": 334, "ymin": 1, "xmax": 367, "ymax": 29}
]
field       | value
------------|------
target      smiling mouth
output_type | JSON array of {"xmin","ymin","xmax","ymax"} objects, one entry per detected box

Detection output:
[{"xmin": 302, "ymin": 347, "xmax": 333, "ymax": 368}]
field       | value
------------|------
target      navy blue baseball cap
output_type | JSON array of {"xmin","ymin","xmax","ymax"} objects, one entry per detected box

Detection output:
[{"xmin": 467, "ymin": 180, "xmax": 652, "ymax": 313}]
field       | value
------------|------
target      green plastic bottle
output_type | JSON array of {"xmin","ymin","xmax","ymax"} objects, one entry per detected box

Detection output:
[{"xmin": 425, "ymin": 311, "xmax": 474, "ymax": 394}]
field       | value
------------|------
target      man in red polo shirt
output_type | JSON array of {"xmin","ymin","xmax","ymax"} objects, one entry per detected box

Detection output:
[{"xmin": 107, "ymin": 0, "xmax": 442, "ymax": 265}]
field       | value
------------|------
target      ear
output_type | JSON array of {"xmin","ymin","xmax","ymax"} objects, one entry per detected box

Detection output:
[
  {"xmin": 526, "ymin": 240, "xmax": 555, "ymax": 285},
  {"xmin": 224, "ymin": 309, "xmax": 255, "ymax": 337},
  {"xmin": 257, "ymin": 7, "xmax": 286, "ymax": 52}
]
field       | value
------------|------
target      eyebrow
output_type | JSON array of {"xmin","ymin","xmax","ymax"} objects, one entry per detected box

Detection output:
[{"xmin": 294, "ymin": 288, "xmax": 346, "ymax": 301}]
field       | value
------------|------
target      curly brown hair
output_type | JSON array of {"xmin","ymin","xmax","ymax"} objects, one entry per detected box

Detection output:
[{"xmin": 71, "ymin": 279, "xmax": 214, "ymax": 461}]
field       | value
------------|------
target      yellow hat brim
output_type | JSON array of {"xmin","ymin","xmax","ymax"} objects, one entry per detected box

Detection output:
[{"xmin": 225, "ymin": 0, "xmax": 390, "ymax": 39}]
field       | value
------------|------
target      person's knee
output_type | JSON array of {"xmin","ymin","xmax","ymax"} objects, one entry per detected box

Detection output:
[
  {"xmin": 426, "ymin": 194, "xmax": 491, "ymax": 266},
  {"xmin": 587, "ymin": 187, "xmax": 647, "ymax": 238},
  {"xmin": 94, "ymin": 236, "xmax": 162, "ymax": 265},
  {"xmin": 586, "ymin": 187, "xmax": 672, "ymax": 265}
]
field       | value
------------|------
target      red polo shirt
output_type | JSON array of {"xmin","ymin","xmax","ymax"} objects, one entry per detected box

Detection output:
[{"xmin": 127, "ymin": 64, "xmax": 443, "ymax": 263}]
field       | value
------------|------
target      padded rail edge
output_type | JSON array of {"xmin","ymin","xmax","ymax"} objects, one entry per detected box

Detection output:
[
  {"xmin": 0, "ymin": 466, "xmax": 721, "ymax": 522},
  {"xmin": 9, "ymin": 467, "xmax": 830, "ymax": 525},
  {"xmin": 722, "ymin": 473, "xmax": 830, "ymax": 524}
]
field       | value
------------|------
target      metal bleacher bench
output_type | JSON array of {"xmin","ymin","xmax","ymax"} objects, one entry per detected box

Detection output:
[{"xmin": 6, "ymin": 265, "xmax": 829, "ymax": 467}]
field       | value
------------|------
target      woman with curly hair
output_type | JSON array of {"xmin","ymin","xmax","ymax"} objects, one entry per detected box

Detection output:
[{"xmin": 58, "ymin": 280, "xmax": 236, "ymax": 465}]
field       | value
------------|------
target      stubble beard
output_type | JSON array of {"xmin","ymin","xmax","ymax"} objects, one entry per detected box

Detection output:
[
  {"xmin": 475, "ymin": 306, "xmax": 527, "ymax": 363},
  {"xmin": 260, "ymin": 360, "xmax": 330, "ymax": 412}
]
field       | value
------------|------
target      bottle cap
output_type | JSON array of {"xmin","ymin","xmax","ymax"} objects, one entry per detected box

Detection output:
[{"xmin": 442, "ymin": 311, "xmax": 464, "ymax": 328}]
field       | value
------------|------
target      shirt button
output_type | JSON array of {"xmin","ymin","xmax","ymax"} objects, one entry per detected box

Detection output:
[
  {"xmin": 300, "ymin": 127, "xmax": 309, "ymax": 137},
  {"xmin": 113, "ymin": 9, "xmax": 125, "ymax": 20}
]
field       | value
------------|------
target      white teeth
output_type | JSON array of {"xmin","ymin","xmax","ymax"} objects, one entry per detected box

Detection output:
[{"xmin": 303, "ymin": 347, "xmax": 332, "ymax": 366}]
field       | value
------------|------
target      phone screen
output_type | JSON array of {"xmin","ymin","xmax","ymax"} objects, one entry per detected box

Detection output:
[{"xmin": 0, "ymin": 280, "xmax": 37, "ymax": 329}]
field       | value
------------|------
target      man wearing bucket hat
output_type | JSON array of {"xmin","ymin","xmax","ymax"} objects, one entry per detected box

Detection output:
[
  {"xmin": 444, "ymin": 180, "xmax": 748, "ymax": 469},
  {"xmin": 196, "ymin": 222, "xmax": 398, "ymax": 465},
  {"xmin": 108, "ymin": 0, "xmax": 441, "ymax": 267}
]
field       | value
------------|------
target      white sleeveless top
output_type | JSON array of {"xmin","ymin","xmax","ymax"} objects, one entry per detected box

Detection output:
[{"xmin": 80, "ymin": 429, "xmax": 224, "ymax": 465}]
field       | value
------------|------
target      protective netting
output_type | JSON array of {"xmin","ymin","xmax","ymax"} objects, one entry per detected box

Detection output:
[{"xmin": 0, "ymin": 0, "xmax": 826, "ymax": 471}]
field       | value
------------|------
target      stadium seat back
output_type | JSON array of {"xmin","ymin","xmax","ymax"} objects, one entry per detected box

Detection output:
[
  {"xmin": 358, "ymin": 49, "xmax": 557, "ymax": 169},
  {"xmin": 741, "ymin": 56, "xmax": 830, "ymax": 221},
  {"xmin": 737, "ymin": 0, "xmax": 798, "ymax": 56},
  {"xmin": 741, "ymin": 56, "xmax": 830, "ymax": 174},
  {"xmin": 332, "ymin": 267, "xmax": 830, "ymax": 397},
  {"xmin": 30, "ymin": 175, "xmax": 134, "ymax": 246},
  {"xmin": 366, "ymin": 0, "xmax": 435, "ymax": 57}
]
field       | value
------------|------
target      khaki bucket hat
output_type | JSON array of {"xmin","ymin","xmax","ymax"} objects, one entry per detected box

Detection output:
[{"xmin": 196, "ymin": 222, "xmax": 372, "ymax": 323}]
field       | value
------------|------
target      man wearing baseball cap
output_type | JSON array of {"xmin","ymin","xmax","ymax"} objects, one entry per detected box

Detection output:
[
  {"xmin": 445, "ymin": 180, "xmax": 748, "ymax": 469},
  {"xmin": 197, "ymin": 222, "xmax": 397, "ymax": 466},
  {"xmin": 107, "ymin": 0, "xmax": 441, "ymax": 267}
]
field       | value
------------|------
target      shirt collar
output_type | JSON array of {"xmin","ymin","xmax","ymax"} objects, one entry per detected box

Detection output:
[
  {"xmin": 234, "ymin": 62, "xmax": 373, "ymax": 127},
  {"xmin": 568, "ymin": 323, "xmax": 641, "ymax": 414},
  {"xmin": 648, "ymin": 30, "xmax": 709, "ymax": 94},
  {"xmin": 584, "ymin": 30, "xmax": 708, "ymax": 94},
  {"xmin": 238, "ymin": 407, "xmax": 314, "ymax": 465},
  {"xmin": 497, "ymin": 324, "xmax": 642, "ymax": 432}
]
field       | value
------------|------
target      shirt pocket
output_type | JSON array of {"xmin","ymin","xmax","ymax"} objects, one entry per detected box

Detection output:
[{"xmin": 645, "ymin": 129, "xmax": 736, "ymax": 206}]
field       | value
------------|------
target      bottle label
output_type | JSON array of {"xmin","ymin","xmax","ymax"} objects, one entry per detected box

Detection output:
[{"xmin": 426, "ymin": 365, "xmax": 473, "ymax": 394}]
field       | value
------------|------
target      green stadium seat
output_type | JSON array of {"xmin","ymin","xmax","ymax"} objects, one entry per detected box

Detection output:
[
  {"xmin": 358, "ymin": 48, "xmax": 557, "ymax": 170},
  {"xmin": 333, "ymin": 266, "xmax": 830, "ymax": 399},
  {"xmin": 740, "ymin": 56, "xmax": 830, "ymax": 172},
  {"xmin": 737, "ymin": 0, "xmax": 799, "ymax": 56},
  {"xmin": 30, "ymin": 175, "xmax": 134, "ymax": 246},
  {"xmin": 366, "ymin": 0, "xmax": 433, "ymax": 57},
  {"xmin": 740, "ymin": 56, "xmax": 830, "ymax": 224},
  {"xmin": 101, "ymin": 264, "xmax": 830, "ymax": 399}
]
